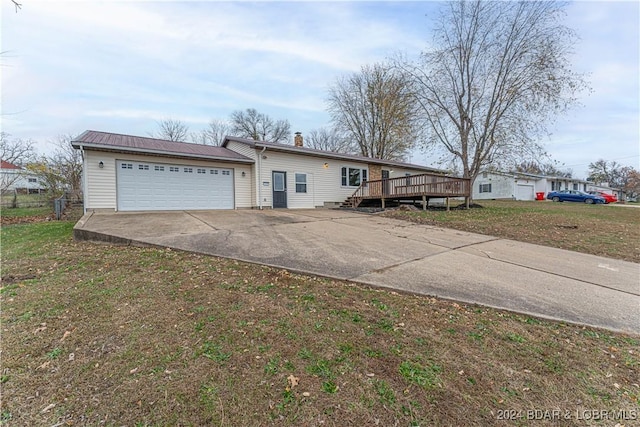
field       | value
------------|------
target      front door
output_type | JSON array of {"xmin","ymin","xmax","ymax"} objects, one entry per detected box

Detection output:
[
  {"xmin": 381, "ymin": 169, "xmax": 390, "ymax": 196},
  {"xmin": 272, "ymin": 171, "xmax": 287, "ymax": 208}
]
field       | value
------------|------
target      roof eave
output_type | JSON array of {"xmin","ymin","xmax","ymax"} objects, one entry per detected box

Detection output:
[
  {"xmin": 222, "ymin": 136, "xmax": 447, "ymax": 173},
  {"xmin": 252, "ymin": 142, "xmax": 443, "ymax": 173},
  {"xmin": 72, "ymin": 142, "xmax": 254, "ymax": 164}
]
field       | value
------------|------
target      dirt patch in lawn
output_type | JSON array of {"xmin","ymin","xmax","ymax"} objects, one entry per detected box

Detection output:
[
  {"xmin": 1, "ymin": 221, "xmax": 638, "ymax": 426},
  {"xmin": 382, "ymin": 200, "xmax": 640, "ymax": 263}
]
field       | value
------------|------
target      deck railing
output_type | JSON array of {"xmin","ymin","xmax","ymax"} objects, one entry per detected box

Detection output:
[{"xmin": 350, "ymin": 173, "xmax": 471, "ymax": 208}]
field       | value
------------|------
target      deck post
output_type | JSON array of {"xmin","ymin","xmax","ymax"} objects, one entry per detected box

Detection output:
[
  {"xmin": 446, "ymin": 197, "xmax": 450, "ymax": 211},
  {"xmin": 465, "ymin": 196, "xmax": 470, "ymax": 209},
  {"xmin": 422, "ymin": 195, "xmax": 426, "ymax": 211},
  {"xmin": 381, "ymin": 198, "xmax": 385, "ymax": 209}
]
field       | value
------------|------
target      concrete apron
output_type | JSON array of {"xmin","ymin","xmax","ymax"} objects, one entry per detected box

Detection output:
[{"xmin": 74, "ymin": 209, "xmax": 640, "ymax": 335}]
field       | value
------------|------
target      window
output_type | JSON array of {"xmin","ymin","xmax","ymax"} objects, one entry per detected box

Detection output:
[
  {"xmin": 479, "ymin": 183, "xmax": 492, "ymax": 193},
  {"xmin": 295, "ymin": 173, "xmax": 307, "ymax": 193},
  {"xmin": 197, "ymin": 168, "xmax": 206, "ymax": 174},
  {"xmin": 121, "ymin": 163, "xmax": 133, "ymax": 169},
  {"xmin": 273, "ymin": 173, "xmax": 285, "ymax": 191},
  {"xmin": 222, "ymin": 170, "xmax": 230, "ymax": 176},
  {"xmin": 154, "ymin": 165, "xmax": 165, "ymax": 172},
  {"xmin": 210, "ymin": 169, "xmax": 218, "ymax": 174},
  {"xmin": 28, "ymin": 178, "xmax": 37, "ymax": 183},
  {"xmin": 170, "ymin": 167, "xmax": 179, "ymax": 172},
  {"xmin": 184, "ymin": 167, "xmax": 193, "ymax": 173},
  {"xmin": 341, "ymin": 167, "xmax": 367, "ymax": 187},
  {"xmin": 572, "ymin": 183, "xmax": 578, "ymax": 190},
  {"xmin": 138, "ymin": 164, "xmax": 149, "ymax": 170}
]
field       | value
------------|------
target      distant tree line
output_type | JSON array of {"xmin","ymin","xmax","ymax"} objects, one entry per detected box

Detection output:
[{"xmin": 588, "ymin": 159, "xmax": 639, "ymax": 199}]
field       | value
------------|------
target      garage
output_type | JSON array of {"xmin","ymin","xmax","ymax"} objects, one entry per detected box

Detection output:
[
  {"xmin": 516, "ymin": 184, "xmax": 535, "ymax": 201},
  {"xmin": 116, "ymin": 160, "xmax": 234, "ymax": 211}
]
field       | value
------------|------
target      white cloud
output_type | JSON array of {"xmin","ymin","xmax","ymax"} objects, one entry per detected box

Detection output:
[{"xmin": 1, "ymin": 0, "xmax": 637, "ymax": 175}]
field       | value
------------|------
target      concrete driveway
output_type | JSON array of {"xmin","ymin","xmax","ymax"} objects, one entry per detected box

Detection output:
[{"xmin": 74, "ymin": 209, "xmax": 640, "ymax": 334}]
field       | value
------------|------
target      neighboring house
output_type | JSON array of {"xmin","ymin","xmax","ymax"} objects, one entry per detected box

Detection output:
[
  {"xmin": 0, "ymin": 160, "xmax": 44, "ymax": 193},
  {"xmin": 473, "ymin": 171, "xmax": 620, "ymax": 201},
  {"xmin": 584, "ymin": 182, "xmax": 625, "ymax": 201},
  {"xmin": 72, "ymin": 130, "xmax": 446, "ymax": 212}
]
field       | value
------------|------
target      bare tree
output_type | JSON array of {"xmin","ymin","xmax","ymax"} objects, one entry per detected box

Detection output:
[
  {"xmin": 53, "ymin": 134, "xmax": 83, "ymax": 194},
  {"xmin": 191, "ymin": 119, "xmax": 231, "ymax": 146},
  {"xmin": 229, "ymin": 108, "xmax": 291, "ymax": 144},
  {"xmin": 623, "ymin": 169, "xmax": 640, "ymax": 200},
  {"xmin": 588, "ymin": 159, "xmax": 635, "ymax": 189},
  {"xmin": 327, "ymin": 62, "xmax": 421, "ymax": 161},
  {"xmin": 398, "ymin": 0, "xmax": 587, "ymax": 186},
  {"xmin": 1, "ymin": 132, "xmax": 37, "ymax": 192},
  {"xmin": 10, "ymin": 0, "xmax": 22, "ymax": 12},
  {"xmin": 152, "ymin": 118, "xmax": 189, "ymax": 142},
  {"xmin": 1, "ymin": 132, "xmax": 36, "ymax": 166},
  {"xmin": 306, "ymin": 127, "xmax": 356, "ymax": 153},
  {"xmin": 27, "ymin": 134, "xmax": 82, "ymax": 196},
  {"xmin": 515, "ymin": 159, "xmax": 572, "ymax": 178},
  {"xmin": 26, "ymin": 158, "xmax": 65, "ymax": 195}
]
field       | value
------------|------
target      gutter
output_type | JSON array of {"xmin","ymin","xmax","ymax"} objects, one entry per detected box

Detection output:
[{"xmin": 70, "ymin": 142, "xmax": 254, "ymax": 164}]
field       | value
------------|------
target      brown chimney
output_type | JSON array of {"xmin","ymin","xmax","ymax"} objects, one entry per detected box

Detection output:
[{"xmin": 294, "ymin": 132, "xmax": 303, "ymax": 147}]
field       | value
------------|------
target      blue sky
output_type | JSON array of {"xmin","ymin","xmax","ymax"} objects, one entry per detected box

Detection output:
[{"xmin": 1, "ymin": 0, "xmax": 638, "ymax": 178}]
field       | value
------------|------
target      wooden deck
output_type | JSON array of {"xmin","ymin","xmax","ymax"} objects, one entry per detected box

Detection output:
[{"xmin": 346, "ymin": 173, "xmax": 471, "ymax": 210}]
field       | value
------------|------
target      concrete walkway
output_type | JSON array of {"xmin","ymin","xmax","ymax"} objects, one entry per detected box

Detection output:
[{"xmin": 74, "ymin": 209, "xmax": 640, "ymax": 334}]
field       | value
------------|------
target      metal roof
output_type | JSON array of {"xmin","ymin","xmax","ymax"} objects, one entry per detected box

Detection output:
[
  {"xmin": 72, "ymin": 130, "xmax": 254, "ymax": 163},
  {"xmin": 222, "ymin": 136, "xmax": 446, "ymax": 174}
]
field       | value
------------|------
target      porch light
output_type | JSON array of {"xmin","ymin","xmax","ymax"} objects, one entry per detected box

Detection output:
[
  {"xmin": 98, "ymin": 161, "xmax": 104, "ymax": 168},
  {"xmin": 323, "ymin": 163, "xmax": 329, "ymax": 169},
  {"xmin": 242, "ymin": 171, "xmax": 246, "ymax": 177}
]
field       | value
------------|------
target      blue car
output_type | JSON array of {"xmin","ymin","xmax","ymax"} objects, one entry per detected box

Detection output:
[{"xmin": 546, "ymin": 190, "xmax": 605, "ymax": 204}]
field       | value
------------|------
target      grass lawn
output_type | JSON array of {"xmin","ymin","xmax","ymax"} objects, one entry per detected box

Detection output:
[
  {"xmin": 382, "ymin": 200, "xmax": 640, "ymax": 263},
  {"xmin": 1, "ymin": 211, "xmax": 638, "ymax": 426},
  {"xmin": 0, "ymin": 206, "xmax": 52, "ymax": 219},
  {"xmin": 1, "ymin": 196, "xmax": 55, "ymax": 226},
  {"xmin": 0, "ymin": 193, "xmax": 50, "ymax": 209}
]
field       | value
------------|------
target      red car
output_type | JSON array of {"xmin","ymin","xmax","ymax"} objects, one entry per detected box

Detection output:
[{"xmin": 588, "ymin": 191, "xmax": 617, "ymax": 204}]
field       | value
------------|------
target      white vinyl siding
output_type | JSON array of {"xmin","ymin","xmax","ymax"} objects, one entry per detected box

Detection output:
[
  {"xmin": 254, "ymin": 153, "xmax": 429, "ymax": 208},
  {"xmin": 473, "ymin": 172, "xmax": 515, "ymax": 200},
  {"xmin": 225, "ymin": 140, "xmax": 436, "ymax": 208},
  {"xmin": 84, "ymin": 150, "xmax": 118, "ymax": 209},
  {"xmin": 473, "ymin": 171, "xmax": 571, "ymax": 200},
  {"xmin": 82, "ymin": 151, "xmax": 252, "ymax": 211},
  {"xmin": 223, "ymin": 141, "xmax": 258, "ymax": 207}
]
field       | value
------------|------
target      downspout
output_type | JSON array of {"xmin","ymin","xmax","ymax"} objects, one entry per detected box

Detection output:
[
  {"xmin": 257, "ymin": 146, "xmax": 267, "ymax": 209},
  {"xmin": 80, "ymin": 145, "xmax": 87, "ymax": 214}
]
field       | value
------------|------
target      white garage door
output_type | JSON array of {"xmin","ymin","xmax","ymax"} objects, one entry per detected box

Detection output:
[
  {"xmin": 516, "ymin": 184, "xmax": 535, "ymax": 201},
  {"xmin": 116, "ymin": 160, "xmax": 234, "ymax": 211}
]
